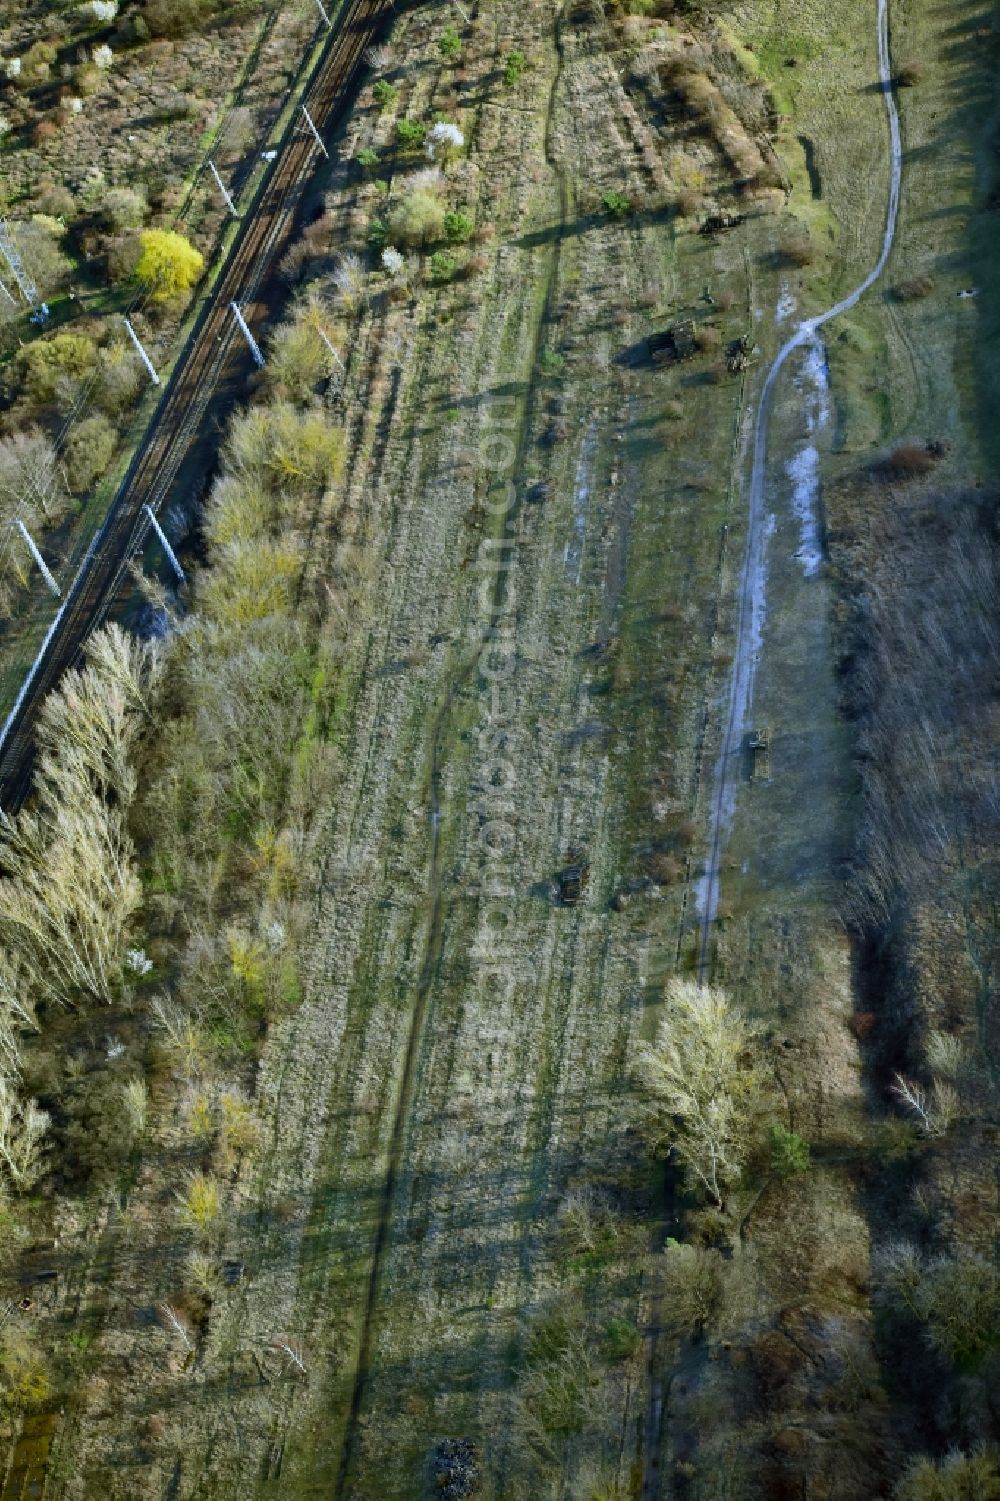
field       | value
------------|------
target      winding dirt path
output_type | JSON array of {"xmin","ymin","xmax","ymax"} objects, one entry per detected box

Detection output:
[{"xmin": 696, "ymin": 0, "xmax": 902, "ymax": 978}]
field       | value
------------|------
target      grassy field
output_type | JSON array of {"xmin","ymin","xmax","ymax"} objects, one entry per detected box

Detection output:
[{"xmin": 2, "ymin": 0, "xmax": 997, "ymax": 1497}]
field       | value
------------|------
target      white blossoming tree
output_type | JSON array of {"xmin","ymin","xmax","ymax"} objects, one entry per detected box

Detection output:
[{"xmin": 424, "ymin": 121, "xmax": 464, "ymax": 162}]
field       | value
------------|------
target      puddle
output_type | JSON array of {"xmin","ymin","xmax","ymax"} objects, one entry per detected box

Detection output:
[
  {"xmin": 563, "ymin": 419, "xmax": 598, "ymax": 585},
  {"xmin": 786, "ymin": 337, "xmax": 830, "ymax": 577}
]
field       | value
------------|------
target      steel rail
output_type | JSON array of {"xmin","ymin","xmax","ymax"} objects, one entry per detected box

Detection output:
[{"xmin": 0, "ymin": 0, "xmax": 389, "ymax": 811}]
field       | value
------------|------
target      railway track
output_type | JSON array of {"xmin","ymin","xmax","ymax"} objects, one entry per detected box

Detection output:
[{"xmin": 0, "ymin": 0, "xmax": 390, "ymax": 812}]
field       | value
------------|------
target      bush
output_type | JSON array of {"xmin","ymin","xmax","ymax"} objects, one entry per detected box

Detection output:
[
  {"xmin": 19, "ymin": 332, "xmax": 98, "ymax": 407},
  {"xmin": 356, "ymin": 146, "xmax": 379, "ymax": 172},
  {"xmin": 0, "ymin": 1334, "xmax": 51, "ymax": 1411},
  {"xmin": 144, "ymin": 0, "xmax": 219, "ymax": 37},
  {"xmin": 883, "ymin": 443, "xmax": 935, "ymax": 479},
  {"xmin": 894, "ymin": 275, "xmax": 934, "ymax": 302},
  {"xmin": 395, "ymin": 118, "xmax": 427, "ymax": 150},
  {"xmin": 389, "ymin": 188, "xmax": 445, "ymax": 246},
  {"xmin": 782, "ymin": 235, "xmax": 815, "ymax": 267},
  {"xmin": 101, "ymin": 185, "xmax": 148, "ymax": 231},
  {"xmin": 267, "ymin": 319, "xmax": 329, "ymax": 402},
  {"xmin": 603, "ymin": 1317, "xmax": 641, "ymax": 1361},
  {"xmin": 694, "ymin": 324, "xmax": 722, "ymax": 352},
  {"xmin": 62, "ymin": 414, "xmax": 117, "ymax": 494},
  {"xmin": 767, "ymin": 1122, "xmax": 810, "ymax": 1177},
  {"xmin": 894, "ymin": 1450, "xmax": 1000, "ymax": 1500},
  {"xmin": 602, "ymin": 189, "xmax": 632, "ymax": 219},
  {"xmin": 372, "ymin": 79, "xmax": 398, "ymax": 108},
  {"xmin": 895, "ymin": 61, "xmax": 926, "ymax": 87},
  {"xmin": 443, "ymin": 209, "xmax": 473, "ymax": 243},
  {"xmin": 504, "ymin": 50, "xmax": 527, "ymax": 84},
  {"xmin": 56, "ymin": 1063, "xmax": 139, "ymax": 1186},
  {"xmin": 95, "ymin": 345, "xmax": 144, "ymax": 417},
  {"xmin": 177, "ymin": 1171, "xmax": 221, "ymax": 1238},
  {"xmin": 429, "ymin": 250, "xmax": 456, "ymax": 283},
  {"xmin": 439, "ymin": 25, "xmax": 462, "ymax": 61}
]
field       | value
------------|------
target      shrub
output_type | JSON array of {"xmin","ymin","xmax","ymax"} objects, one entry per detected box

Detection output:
[
  {"xmin": 19, "ymin": 41, "xmax": 57, "ymax": 85},
  {"xmin": 877, "ymin": 1244, "xmax": 1000, "ymax": 1366},
  {"xmin": 266, "ymin": 319, "xmax": 329, "ymax": 402},
  {"xmin": 389, "ymin": 188, "xmax": 445, "ymax": 246},
  {"xmin": 372, "ymin": 79, "xmax": 398, "ymax": 107},
  {"xmin": 659, "ymin": 1238, "xmax": 725, "ymax": 1337},
  {"xmin": 177, "ymin": 1171, "xmax": 221, "ymax": 1237},
  {"xmin": 602, "ymin": 189, "xmax": 632, "ymax": 219},
  {"xmin": 894, "ymin": 275, "xmax": 934, "ymax": 302},
  {"xmin": 883, "ymin": 442, "xmax": 935, "ymax": 479},
  {"xmin": 894, "ymin": 1450, "xmax": 1000, "ymax": 1500},
  {"xmin": 101, "ymin": 185, "xmax": 147, "ymax": 231},
  {"xmin": 144, "ymin": 0, "xmax": 217, "ymax": 37},
  {"xmin": 19, "ymin": 332, "xmax": 99, "ymax": 406},
  {"xmin": 95, "ymin": 345, "xmax": 144, "ymax": 416},
  {"xmin": 429, "ymin": 250, "xmax": 456, "ymax": 283},
  {"xmin": 63, "ymin": 414, "xmax": 117, "ymax": 494},
  {"xmin": 134, "ymin": 228, "xmax": 203, "ymax": 300},
  {"xmin": 895, "ymin": 61, "xmax": 925, "ymax": 87},
  {"xmin": 0, "ymin": 1334, "xmax": 51, "ymax": 1411},
  {"xmin": 675, "ymin": 188, "xmax": 704, "ymax": 219},
  {"xmin": 356, "ymin": 146, "xmax": 379, "ymax": 172},
  {"xmin": 767, "ymin": 1122, "xmax": 810, "ymax": 1177},
  {"xmin": 438, "ymin": 25, "xmax": 462, "ymax": 61},
  {"xmin": 782, "ymin": 235, "xmax": 815, "ymax": 267},
  {"xmin": 504, "ymin": 50, "xmax": 527, "ymax": 84},
  {"xmin": 443, "ymin": 209, "xmax": 473, "ymax": 243},
  {"xmin": 395, "ymin": 118, "xmax": 427, "ymax": 150},
  {"xmin": 603, "ymin": 1317, "xmax": 641, "ymax": 1360},
  {"xmin": 56, "ymin": 1065, "xmax": 138, "ymax": 1186}
]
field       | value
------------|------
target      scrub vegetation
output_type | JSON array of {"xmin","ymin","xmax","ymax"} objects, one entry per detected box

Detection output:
[{"xmin": 0, "ymin": 0, "xmax": 995, "ymax": 1496}]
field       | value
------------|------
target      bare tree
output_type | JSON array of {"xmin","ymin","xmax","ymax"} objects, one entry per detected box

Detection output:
[
  {"xmin": 0, "ymin": 1076, "xmax": 48, "ymax": 1188},
  {"xmin": 0, "ymin": 626, "xmax": 156, "ymax": 1013},
  {"xmin": 633, "ymin": 979, "xmax": 768, "ymax": 1207},
  {"xmin": 890, "ymin": 1073, "xmax": 958, "ymax": 1138}
]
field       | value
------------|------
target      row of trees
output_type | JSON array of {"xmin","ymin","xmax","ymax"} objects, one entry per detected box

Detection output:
[{"xmin": 0, "ymin": 625, "xmax": 158, "ymax": 1187}]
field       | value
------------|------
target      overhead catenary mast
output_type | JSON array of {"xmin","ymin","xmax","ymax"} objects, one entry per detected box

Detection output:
[
  {"xmin": 208, "ymin": 160, "xmax": 238, "ymax": 218},
  {"xmin": 229, "ymin": 302, "xmax": 265, "ymax": 367},
  {"xmin": 14, "ymin": 520, "xmax": 60, "ymax": 597},
  {"xmin": 300, "ymin": 105, "xmax": 329, "ymax": 158},
  {"xmin": 144, "ymin": 505, "xmax": 185, "ymax": 584},
  {"xmin": 0, "ymin": 220, "xmax": 47, "ymax": 318},
  {"xmin": 122, "ymin": 316, "xmax": 160, "ymax": 385}
]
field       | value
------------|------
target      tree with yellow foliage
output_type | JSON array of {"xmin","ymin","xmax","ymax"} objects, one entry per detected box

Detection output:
[{"xmin": 134, "ymin": 228, "xmax": 204, "ymax": 300}]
